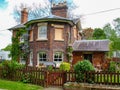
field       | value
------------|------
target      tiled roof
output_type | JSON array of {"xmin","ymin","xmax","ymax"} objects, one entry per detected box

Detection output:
[
  {"xmin": 8, "ymin": 14, "xmax": 80, "ymax": 30},
  {"xmin": 73, "ymin": 40, "xmax": 109, "ymax": 51},
  {"xmin": 26, "ymin": 14, "xmax": 80, "ymax": 26},
  {"xmin": 8, "ymin": 24, "xmax": 25, "ymax": 30}
]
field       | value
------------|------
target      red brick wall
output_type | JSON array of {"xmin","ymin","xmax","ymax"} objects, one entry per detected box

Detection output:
[
  {"xmin": 72, "ymin": 51, "xmax": 106, "ymax": 69},
  {"xmin": 29, "ymin": 22, "xmax": 77, "ymax": 66}
]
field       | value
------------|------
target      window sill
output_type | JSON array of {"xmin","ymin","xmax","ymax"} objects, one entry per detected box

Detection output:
[
  {"xmin": 54, "ymin": 39, "xmax": 64, "ymax": 41},
  {"xmin": 29, "ymin": 40, "xmax": 33, "ymax": 42},
  {"xmin": 36, "ymin": 39, "xmax": 48, "ymax": 41}
]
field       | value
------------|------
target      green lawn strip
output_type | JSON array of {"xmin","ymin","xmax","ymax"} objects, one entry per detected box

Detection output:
[{"xmin": 0, "ymin": 79, "xmax": 43, "ymax": 90}]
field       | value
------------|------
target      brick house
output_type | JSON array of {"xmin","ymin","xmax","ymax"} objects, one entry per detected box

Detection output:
[
  {"xmin": 9, "ymin": 2, "xmax": 109, "ymax": 68},
  {"xmin": 9, "ymin": 2, "xmax": 81, "ymax": 67}
]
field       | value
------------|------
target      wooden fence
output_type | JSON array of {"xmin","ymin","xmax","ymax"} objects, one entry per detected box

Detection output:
[{"xmin": 1, "ymin": 67, "xmax": 120, "ymax": 87}]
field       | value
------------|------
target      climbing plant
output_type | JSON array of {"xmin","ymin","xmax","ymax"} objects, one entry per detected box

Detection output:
[
  {"xmin": 67, "ymin": 44, "xmax": 73, "ymax": 62},
  {"xmin": 10, "ymin": 28, "xmax": 26, "ymax": 61}
]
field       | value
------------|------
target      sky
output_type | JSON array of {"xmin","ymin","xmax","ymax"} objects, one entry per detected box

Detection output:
[{"xmin": 0, "ymin": 0, "xmax": 120, "ymax": 49}]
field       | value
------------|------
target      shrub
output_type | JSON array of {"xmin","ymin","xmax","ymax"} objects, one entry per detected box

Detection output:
[
  {"xmin": 47, "ymin": 65, "xmax": 53, "ymax": 71},
  {"xmin": 74, "ymin": 60, "xmax": 95, "ymax": 83},
  {"xmin": 60, "ymin": 62, "xmax": 70, "ymax": 71},
  {"xmin": 108, "ymin": 61, "xmax": 116, "ymax": 72},
  {"xmin": 1, "ymin": 60, "xmax": 25, "ymax": 78}
]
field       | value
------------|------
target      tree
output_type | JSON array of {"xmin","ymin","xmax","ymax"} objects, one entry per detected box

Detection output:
[
  {"xmin": 113, "ymin": 18, "xmax": 120, "ymax": 37},
  {"xmin": 2, "ymin": 44, "xmax": 12, "ymax": 51},
  {"xmin": 93, "ymin": 28, "xmax": 106, "ymax": 39},
  {"xmin": 14, "ymin": 0, "xmax": 78, "ymax": 23},
  {"xmin": 103, "ymin": 23, "xmax": 120, "ymax": 57},
  {"xmin": 82, "ymin": 28, "xmax": 94, "ymax": 40}
]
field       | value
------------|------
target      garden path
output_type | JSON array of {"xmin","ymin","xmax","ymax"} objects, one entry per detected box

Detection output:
[{"xmin": 44, "ymin": 87, "xmax": 63, "ymax": 90}]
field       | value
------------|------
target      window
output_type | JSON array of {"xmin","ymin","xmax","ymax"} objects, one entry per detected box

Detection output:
[
  {"xmin": 55, "ymin": 29, "xmax": 64, "ymax": 40},
  {"xmin": 20, "ymin": 56, "xmax": 25, "ymax": 64},
  {"xmin": 38, "ymin": 23, "xmax": 47, "ymax": 40},
  {"xmin": 54, "ymin": 52, "xmax": 63, "ymax": 62},
  {"xmin": 38, "ymin": 52, "xmax": 47, "ymax": 62},
  {"xmin": 54, "ymin": 25, "xmax": 64, "ymax": 41},
  {"xmin": 20, "ymin": 35, "xmax": 24, "ymax": 43},
  {"xmin": 29, "ymin": 52, "xmax": 33, "ymax": 66},
  {"xmin": 29, "ymin": 30, "xmax": 33, "ymax": 41}
]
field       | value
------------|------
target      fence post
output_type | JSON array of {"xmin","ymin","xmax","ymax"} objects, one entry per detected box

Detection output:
[
  {"xmin": 44, "ymin": 70, "xmax": 49, "ymax": 87},
  {"xmin": 63, "ymin": 71, "xmax": 67, "ymax": 85}
]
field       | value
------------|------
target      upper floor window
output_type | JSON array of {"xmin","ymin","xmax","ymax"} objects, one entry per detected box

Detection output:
[
  {"xmin": 20, "ymin": 35, "xmax": 24, "ymax": 43},
  {"xmin": 29, "ymin": 30, "xmax": 33, "ymax": 41},
  {"xmin": 38, "ymin": 23, "xmax": 47, "ymax": 40},
  {"xmin": 54, "ymin": 25, "xmax": 64, "ymax": 41}
]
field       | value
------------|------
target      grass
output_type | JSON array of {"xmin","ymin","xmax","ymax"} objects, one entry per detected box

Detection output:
[{"xmin": 0, "ymin": 79, "xmax": 43, "ymax": 90}]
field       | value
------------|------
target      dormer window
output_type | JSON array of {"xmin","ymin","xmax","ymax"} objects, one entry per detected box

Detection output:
[{"xmin": 37, "ymin": 23, "xmax": 47, "ymax": 40}]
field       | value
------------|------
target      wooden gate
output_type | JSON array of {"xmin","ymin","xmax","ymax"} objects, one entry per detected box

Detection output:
[{"xmin": 47, "ymin": 71, "xmax": 66, "ymax": 86}]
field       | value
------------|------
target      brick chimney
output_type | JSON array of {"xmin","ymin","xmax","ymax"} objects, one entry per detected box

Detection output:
[
  {"xmin": 51, "ymin": 2, "xmax": 68, "ymax": 18},
  {"xmin": 21, "ymin": 8, "xmax": 28, "ymax": 23}
]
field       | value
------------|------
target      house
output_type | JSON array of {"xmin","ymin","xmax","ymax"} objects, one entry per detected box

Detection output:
[
  {"xmin": 0, "ymin": 50, "xmax": 11, "ymax": 62},
  {"xmin": 72, "ymin": 40, "xmax": 109, "ymax": 69},
  {"xmin": 9, "ymin": 2, "xmax": 81, "ymax": 67},
  {"xmin": 9, "ymin": 2, "xmax": 109, "ymax": 68}
]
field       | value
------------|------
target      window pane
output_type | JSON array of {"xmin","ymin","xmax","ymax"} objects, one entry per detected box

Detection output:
[
  {"xmin": 54, "ymin": 52, "xmax": 63, "ymax": 62},
  {"xmin": 39, "ymin": 52, "xmax": 47, "ymax": 61},
  {"xmin": 55, "ymin": 29, "xmax": 63, "ymax": 40},
  {"xmin": 38, "ymin": 26, "xmax": 47, "ymax": 39}
]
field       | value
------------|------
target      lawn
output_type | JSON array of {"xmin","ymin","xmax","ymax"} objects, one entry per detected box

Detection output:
[{"xmin": 0, "ymin": 79, "xmax": 43, "ymax": 90}]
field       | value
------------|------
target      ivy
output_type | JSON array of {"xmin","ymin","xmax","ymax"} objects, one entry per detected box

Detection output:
[
  {"xmin": 67, "ymin": 44, "xmax": 73, "ymax": 62},
  {"xmin": 11, "ymin": 29, "xmax": 26, "ymax": 61}
]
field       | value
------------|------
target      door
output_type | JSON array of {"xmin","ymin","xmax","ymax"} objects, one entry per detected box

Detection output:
[{"xmin": 84, "ymin": 54, "xmax": 92, "ymax": 63}]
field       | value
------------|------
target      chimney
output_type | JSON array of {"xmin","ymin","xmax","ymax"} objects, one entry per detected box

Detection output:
[
  {"xmin": 21, "ymin": 8, "xmax": 28, "ymax": 24},
  {"xmin": 51, "ymin": 2, "xmax": 68, "ymax": 18}
]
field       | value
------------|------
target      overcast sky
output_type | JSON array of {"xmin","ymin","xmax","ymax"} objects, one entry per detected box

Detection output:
[{"xmin": 0, "ymin": 0, "xmax": 120, "ymax": 49}]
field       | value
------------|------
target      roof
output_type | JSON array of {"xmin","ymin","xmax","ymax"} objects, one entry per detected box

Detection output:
[
  {"xmin": 25, "ymin": 14, "xmax": 79, "ymax": 26},
  {"xmin": 8, "ymin": 24, "xmax": 25, "ymax": 30},
  {"xmin": 73, "ymin": 39, "xmax": 109, "ymax": 52},
  {"xmin": 8, "ymin": 14, "xmax": 80, "ymax": 30}
]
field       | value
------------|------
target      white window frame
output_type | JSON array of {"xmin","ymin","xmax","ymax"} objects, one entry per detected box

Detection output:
[
  {"xmin": 20, "ymin": 56, "xmax": 25, "ymax": 64},
  {"xmin": 29, "ymin": 51, "xmax": 33, "ymax": 66},
  {"xmin": 37, "ymin": 23, "xmax": 47, "ymax": 40},
  {"xmin": 37, "ymin": 52, "xmax": 47, "ymax": 65},
  {"xmin": 54, "ymin": 52, "xmax": 63, "ymax": 62}
]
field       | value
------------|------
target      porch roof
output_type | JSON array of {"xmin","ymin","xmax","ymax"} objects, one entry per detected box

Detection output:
[{"xmin": 73, "ymin": 39, "xmax": 109, "ymax": 52}]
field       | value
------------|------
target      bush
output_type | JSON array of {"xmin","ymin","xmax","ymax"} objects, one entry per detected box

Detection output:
[
  {"xmin": 108, "ymin": 61, "xmax": 116, "ymax": 72},
  {"xmin": 74, "ymin": 60, "xmax": 95, "ymax": 83},
  {"xmin": 47, "ymin": 65, "xmax": 53, "ymax": 71},
  {"xmin": 60, "ymin": 62, "xmax": 70, "ymax": 71},
  {"xmin": 1, "ymin": 60, "xmax": 25, "ymax": 78}
]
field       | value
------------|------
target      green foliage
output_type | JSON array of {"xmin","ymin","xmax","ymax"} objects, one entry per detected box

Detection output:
[
  {"xmin": 93, "ymin": 28, "xmax": 106, "ymax": 39},
  {"xmin": 67, "ymin": 45, "xmax": 73, "ymax": 62},
  {"xmin": 47, "ymin": 65, "xmax": 53, "ymax": 71},
  {"xmin": 21, "ymin": 73, "xmax": 31, "ymax": 83},
  {"xmin": 74, "ymin": 60, "xmax": 95, "ymax": 83},
  {"xmin": 60, "ymin": 62, "xmax": 70, "ymax": 71},
  {"xmin": 2, "ymin": 44, "xmax": 12, "ymax": 51},
  {"xmin": 108, "ymin": 61, "xmax": 116, "ymax": 72},
  {"xmin": 11, "ymin": 29, "xmax": 26, "ymax": 61},
  {"xmin": 1, "ymin": 60, "xmax": 25, "ymax": 78}
]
